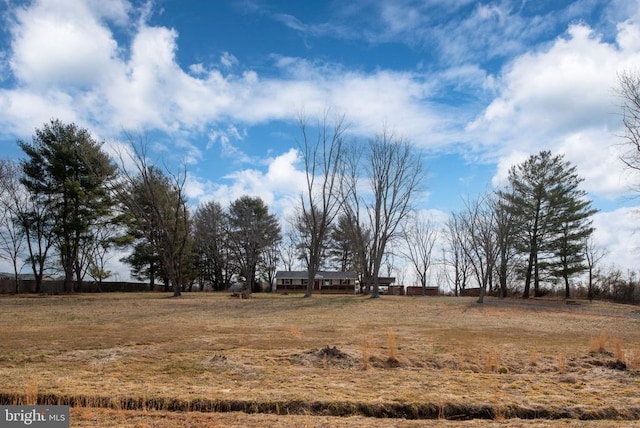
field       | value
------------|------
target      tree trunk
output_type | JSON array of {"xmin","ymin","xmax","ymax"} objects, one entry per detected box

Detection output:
[
  {"xmin": 305, "ymin": 271, "xmax": 314, "ymax": 298},
  {"xmin": 499, "ymin": 256, "xmax": 508, "ymax": 299},
  {"xmin": 477, "ymin": 284, "xmax": 486, "ymax": 303},
  {"xmin": 523, "ymin": 251, "xmax": 534, "ymax": 299},
  {"xmin": 35, "ymin": 273, "xmax": 42, "ymax": 294},
  {"xmin": 533, "ymin": 253, "xmax": 541, "ymax": 297},
  {"xmin": 12, "ymin": 264, "xmax": 19, "ymax": 294},
  {"xmin": 149, "ymin": 264, "xmax": 155, "ymax": 291}
]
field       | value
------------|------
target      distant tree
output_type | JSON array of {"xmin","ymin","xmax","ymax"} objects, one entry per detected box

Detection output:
[
  {"xmin": 192, "ymin": 201, "xmax": 230, "ymax": 291},
  {"xmin": 295, "ymin": 111, "xmax": 348, "ymax": 297},
  {"xmin": 326, "ymin": 214, "xmax": 359, "ymax": 271},
  {"xmin": 584, "ymin": 236, "xmax": 607, "ymax": 301},
  {"xmin": 113, "ymin": 140, "xmax": 191, "ymax": 297},
  {"xmin": 400, "ymin": 212, "xmax": 437, "ymax": 295},
  {"xmin": 261, "ymin": 242, "xmax": 280, "ymax": 292},
  {"xmin": 453, "ymin": 195, "xmax": 499, "ymax": 303},
  {"xmin": 279, "ymin": 229, "xmax": 299, "ymax": 272},
  {"xmin": 121, "ymin": 240, "xmax": 161, "ymax": 289},
  {"xmin": 18, "ymin": 120, "xmax": 117, "ymax": 292},
  {"xmin": 342, "ymin": 145, "xmax": 374, "ymax": 293},
  {"xmin": 227, "ymin": 195, "xmax": 281, "ymax": 293},
  {"xmin": 499, "ymin": 151, "xmax": 595, "ymax": 298},
  {"xmin": 443, "ymin": 214, "xmax": 471, "ymax": 296},
  {"xmin": 85, "ymin": 220, "xmax": 124, "ymax": 289},
  {"xmin": 0, "ymin": 160, "xmax": 27, "ymax": 291},
  {"xmin": 2, "ymin": 165, "xmax": 56, "ymax": 294},
  {"xmin": 490, "ymin": 192, "xmax": 516, "ymax": 299}
]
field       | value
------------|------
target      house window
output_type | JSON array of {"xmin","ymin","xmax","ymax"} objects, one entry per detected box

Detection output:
[
  {"xmin": 324, "ymin": 280, "xmax": 332, "ymax": 286},
  {"xmin": 302, "ymin": 279, "xmax": 308, "ymax": 285},
  {"xmin": 283, "ymin": 279, "xmax": 291, "ymax": 285}
]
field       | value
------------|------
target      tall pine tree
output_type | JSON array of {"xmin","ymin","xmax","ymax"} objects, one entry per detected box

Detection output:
[
  {"xmin": 19, "ymin": 120, "xmax": 117, "ymax": 292},
  {"xmin": 499, "ymin": 151, "xmax": 595, "ymax": 298}
]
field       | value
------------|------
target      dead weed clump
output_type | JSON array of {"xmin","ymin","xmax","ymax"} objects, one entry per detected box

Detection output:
[
  {"xmin": 386, "ymin": 329, "xmax": 398, "ymax": 362},
  {"xmin": 589, "ymin": 330, "xmax": 611, "ymax": 356},
  {"xmin": 24, "ymin": 381, "xmax": 38, "ymax": 405},
  {"xmin": 626, "ymin": 348, "xmax": 640, "ymax": 370},
  {"xmin": 361, "ymin": 336, "xmax": 372, "ymax": 370}
]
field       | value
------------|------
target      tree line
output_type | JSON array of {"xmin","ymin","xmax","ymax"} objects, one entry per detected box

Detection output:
[
  {"xmin": 0, "ymin": 114, "xmax": 425, "ymax": 299},
  {"xmin": 2, "ymin": 68, "xmax": 640, "ymax": 301},
  {"xmin": 0, "ymin": 118, "xmax": 612, "ymax": 301},
  {"xmin": 445, "ymin": 151, "xmax": 597, "ymax": 302},
  {"xmin": 0, "ymin": 121, "xmax": 284, "ymax": 296}
]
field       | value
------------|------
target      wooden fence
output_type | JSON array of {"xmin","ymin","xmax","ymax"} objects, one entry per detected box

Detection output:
[
  {"xmin": 0, "ymin": 279, "xmax": 150, "ymax": 294},
  {"xmin": 405, "ymin": 286, "xmax": 439, "ymax": 296}
]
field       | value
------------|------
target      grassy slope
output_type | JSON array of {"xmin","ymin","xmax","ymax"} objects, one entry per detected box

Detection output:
[{"xmin": 1, "ymin": 292, "xmax": 639, "ymax": 426}]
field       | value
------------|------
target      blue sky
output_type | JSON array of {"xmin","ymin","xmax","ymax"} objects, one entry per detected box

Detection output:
[{"xmin": 0, "ymin": 0, "xmax": 639, "ymax": 278}]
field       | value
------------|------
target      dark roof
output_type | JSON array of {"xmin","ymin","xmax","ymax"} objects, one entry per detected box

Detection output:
[{"xmin": 275, "ymin": 271, "xmax": 358, "ymax": 279}]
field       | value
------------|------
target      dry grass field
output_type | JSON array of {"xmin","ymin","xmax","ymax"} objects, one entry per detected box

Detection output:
[{"xmin": 1, "ymin": 292, "xmax": 640, "ymax": 427}]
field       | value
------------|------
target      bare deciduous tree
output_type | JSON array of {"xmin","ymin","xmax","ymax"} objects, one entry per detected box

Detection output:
[
  {"xmin": 365, "ymin": 130, "xmax": 424, "ymax": 298},
  {"xmin": 261, "ymin": 243, "xmax": 280, "ymax": 292},
  {"xmin": 584, "ymin": 236, "xmax": 607, "ymax": 301},
  {"xmin": 342, "ymin": 145, "xmax": 374, "ymax": 294},
  {"xmin": 0, "ymin": 160, "xmax": 26, "ymax": 291},
  {"xmin": 0, "ymin": 159, "xmax": 55, "ymax": 293},
  {"xmin": 113, "ymin": 137, "xmax": 191, "ymax": 297},
  {"xmin": 491, "ymin": 193, "xmax": 516, "ymax": 299},
  {"xmin": 279, "ymin": 229, "xmax": 299, "ymax": 272},
  {"xmin": 443, "ymin": 215, "xmax": 471, "ymax": 296},
  {"xmin": 400, "ymin": 212, "xmax": 437, "ymax": 295},
  {"xmin": 295, "ymin": 111, "xmax": 348, "ymax": 297},
  {"xmin": 453, "ymin": 195, "xmax": 500, "ymax": 303},
  {"xmin": 617, "ymin": 70, "xmax": 640, "ymax": 191}
]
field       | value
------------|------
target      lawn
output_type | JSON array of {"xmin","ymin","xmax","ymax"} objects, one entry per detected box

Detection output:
[{"xmin": 1, "ymin": 292, "xmax": 639, "ymax": 427}]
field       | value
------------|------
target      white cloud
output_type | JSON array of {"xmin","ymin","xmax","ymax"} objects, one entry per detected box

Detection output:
[
  {"xmin": 85, "ymin": 0, "xmax": 132, "ymax": 26},
  {"xmin": 490, "ymin": 150, "xmax": 529, "ymax": 188},
  {"xmin": 0, "ymin": 0, "xmax": 462, "ymax": 155},
  {"xmin": 220, "ymin": 52, "xmax": 239, "ymax": 68},
  {"xmin": 190, "ymin": 148, "xmax": 305, "ymax": 218},
  {"xmin": 474, "ymin": 21, "xmax": 640, "ymax": 199},
  {"xmin": 189, "ymin": 63, "xmax": 206, "ymax": 75},
  {"xmin": 9, "ymin": 0, "xmax": 122, "ymax": 89}
]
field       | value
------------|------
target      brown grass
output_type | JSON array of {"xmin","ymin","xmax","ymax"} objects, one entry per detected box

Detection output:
[
  {"xmin": 590, "ymin": 330, "xmax": 608, "ymax": 354},
  {"xmin": 485, "ymin": 350, "xmax": 500, "ymax": 373},
  {"xmin": 556, "ymin": 351, "xmax": 567, "ymax": 373},
  {"xmin": 386, "ymin": 329, "xmax": 398, "ymax": 362},
  {"xmin": 614, "ymin": 338, "xmax": 624, "ymax": 361},
  {"xmin": 1, "ymin": 293, "xmax": 639, "ymax": 426},
  {"xmin": 24, "ymin": 381, "xmax": 37, "ymax": 405},
  {"xmin": 530, "ymin": 348, "xmax": 538, "ymax": 367},
  {"xmin": 361, "ymin": 334, "xmax": 372, "ymax": 370}
]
